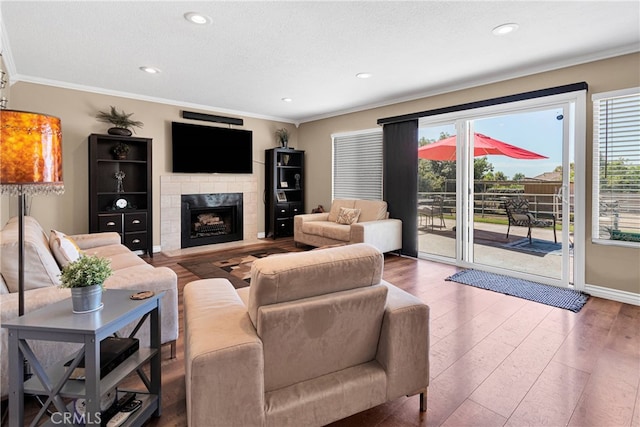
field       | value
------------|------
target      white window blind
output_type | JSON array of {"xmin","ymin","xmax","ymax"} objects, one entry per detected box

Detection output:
[
  {"xmin": 332, "ymin": 129, "xmax": 383, "ymax": 200},
  {"xmin": 592, "ymin": 87, "xmax": 640, "ymax": 245}
]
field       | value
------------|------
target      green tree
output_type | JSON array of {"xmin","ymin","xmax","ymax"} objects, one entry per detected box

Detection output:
[
  {"xmin": 512, "ymin": 172, "xmax": 525, "ymax": 181},
  {"xmin": 599, "ymin": 159, "xmax": 640, "ymax": 191},
  {"xmin": 554, "ymin": 163, "xmax": 575, "ymax": 181},
  {"xmin": 494, "ymin": 171, "xmax": 507, "ymax": 181},
  {"xmin": 474, "ymin": 157, "xmax": 494, "ymax": 180}
]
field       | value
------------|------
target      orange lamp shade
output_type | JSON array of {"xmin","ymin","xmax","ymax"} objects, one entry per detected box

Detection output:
[{"xmin": 0, "ymin": 110, "xmax": 64, "ymax": 195}]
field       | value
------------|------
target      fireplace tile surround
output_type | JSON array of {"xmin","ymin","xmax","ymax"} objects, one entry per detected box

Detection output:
[{"xmin": 160, "ymin": 175, "xmax": 258, "ymax": 253}]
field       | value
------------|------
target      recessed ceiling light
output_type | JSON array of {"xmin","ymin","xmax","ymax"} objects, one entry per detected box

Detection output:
[
  {"xmin": 492, "ymin": 23, "xmax": 519, "ymax": 36},
  {"xmin": 356, "ymin": 72, "xmax": 373, "ymax": 79},
  {"xmin": 184, "ymin": 12, "xmax": 211, "ymax": 25},
  {"xmin": 139, "ymin": 66, "xmax": 161, "ymax": 74},
  {"xmin": 281, "ymin": 98, "xmax": 293, "ymax": 103}
]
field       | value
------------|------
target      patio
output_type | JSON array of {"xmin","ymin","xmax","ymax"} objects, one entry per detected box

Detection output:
[{"xmin": 418, "ymin": 218, "xmax": 570, "ymax": 281}]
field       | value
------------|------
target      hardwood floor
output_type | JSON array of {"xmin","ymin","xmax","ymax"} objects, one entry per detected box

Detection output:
[{"xmin": 22, "ymin": 238, "xmax": 640, "ymax": 426}]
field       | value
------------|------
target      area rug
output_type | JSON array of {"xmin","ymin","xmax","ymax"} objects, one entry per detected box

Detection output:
[
  {"xmin": 178, "ymin": 246, "xmax": 292, "ymax": 289},
  {"xmin": 446, "ymin": 269, "xmax": 588, "ymax": 312},
  {"xmin": 502, "ymin": 238, "xmax": 566, "ymax": 255}
]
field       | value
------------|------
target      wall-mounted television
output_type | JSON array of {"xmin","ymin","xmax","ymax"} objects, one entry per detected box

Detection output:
[{"xmin": 171, "ymin": 122, "xmax": 253, "ymax": 174}]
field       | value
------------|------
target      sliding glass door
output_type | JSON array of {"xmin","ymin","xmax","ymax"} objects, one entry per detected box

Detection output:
[
  {"xmin": 417, "ymin": 122, "xmax": 457, "ymax": 260},
  {"xmin": 418, "ymin": 94, "xmax": 582, "ymax": 289},
  {"xmin": 469, "ymin": 107, "xmax": 573, "ymax": 284}
]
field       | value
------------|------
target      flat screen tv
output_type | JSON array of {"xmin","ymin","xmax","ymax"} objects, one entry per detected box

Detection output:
[{"xmin": 172, "ymin": 122, "xmax": 253, "ymax": 174}]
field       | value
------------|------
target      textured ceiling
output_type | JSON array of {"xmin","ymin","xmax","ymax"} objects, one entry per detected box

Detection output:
[{"xmin": 1, "ymin": 1, "xmax": 639, "ymax": 124}]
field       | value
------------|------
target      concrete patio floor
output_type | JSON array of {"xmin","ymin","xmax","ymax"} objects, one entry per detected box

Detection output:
[{"xmin": 418, "ymin": 218, "xmax": 572, "ymax": 282}]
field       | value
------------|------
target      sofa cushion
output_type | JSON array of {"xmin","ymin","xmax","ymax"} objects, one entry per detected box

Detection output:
[
  {"xmin": 49, "ymin": 230, "xmax": 81, "ymax": 267},
  {"xmin": 327, "ymin": 199, "xmax": 356, "ymax": 222},
  {"xmin": 248, "ymin": 243, "xmax": 383, "ymax": 326},
  {"xmin": 103, "ymin": 252, "xmax": 148, "ymax": 271},
  {"xmin": 82, "ymin": 244, "xmax": 148, "ymax": 271},
  {"xmin": 83, "ymin": 243, "xmax": 136, "ymax": 259},
  {"xmin": 0, "ymin": 216, "xmax": 61, "ymax": 292},
  {"xmin": 301, "ymin": 221, "xmax": 351, "ymax": 241},
  {"xmin": 336, "ymin": 207, "xmax": 361, "ymax": 225},
  {"xmin": 354, "ymin": 199, "xmax": 388, "ymax": 222}
]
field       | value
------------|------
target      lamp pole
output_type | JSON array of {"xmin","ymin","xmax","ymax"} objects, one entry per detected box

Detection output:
[{"xmin": 18, "ymin": 192, "xmax": 24, "ymax": 316}]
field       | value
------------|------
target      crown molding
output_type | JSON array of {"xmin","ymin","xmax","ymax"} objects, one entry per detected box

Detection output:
[
  {"xmin": 4, "ymin": 36, "xmax": 637, "ymax": 127},
  {"xmin": 10, "ymin": 74, "xmax": 299, "ymax": 125},
  {"xmin": 297, "ymin": 43, "xmax": 640, "ymax": 124}
]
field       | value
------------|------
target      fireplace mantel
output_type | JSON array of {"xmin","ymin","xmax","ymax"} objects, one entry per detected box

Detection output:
[{"xmin": 160, "ymin": 175, "xmax": 258, "ymax": 252}]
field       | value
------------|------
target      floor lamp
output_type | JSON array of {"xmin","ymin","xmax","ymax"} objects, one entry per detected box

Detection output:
[{"xmin": 0, "ymin": 109, "xmax": 64, "ymax": 316}]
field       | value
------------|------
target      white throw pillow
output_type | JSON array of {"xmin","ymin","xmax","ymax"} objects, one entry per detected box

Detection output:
[{"xmin": 49, "ymin": 230, "xmax": 81, "ymax": 267}]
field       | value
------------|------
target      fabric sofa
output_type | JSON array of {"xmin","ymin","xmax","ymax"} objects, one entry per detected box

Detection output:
[
  {"xmin": 0, "ymin": 216, "xmax": 179, "ymax": 398},
  {"xmin": 293, "ymin": 199, "xmax": 402, "ymax": 253},
  {"xmin": 184, "ymin": 243, "xmax": 429, "ymax": 426}
]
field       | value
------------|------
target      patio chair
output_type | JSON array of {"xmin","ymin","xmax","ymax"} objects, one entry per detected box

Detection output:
[
  {"xmin": 418, "ymin": 195, "xmax": 445, "ymax": 230},
  {"xmin": 503, "ymin": 197, "xmax": 556, "ymax": 243}
]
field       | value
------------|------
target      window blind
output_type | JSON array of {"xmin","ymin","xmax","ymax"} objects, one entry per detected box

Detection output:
[
  {"xmin": 332, "ymin": 130, "xmax": 383, "ymax": 200},
  {"xmin": 592, "ymin": 88, "xmax": 640, "ymax": 244}
]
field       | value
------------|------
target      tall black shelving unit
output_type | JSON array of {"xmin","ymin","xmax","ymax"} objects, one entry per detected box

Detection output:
[
  {"xmin": 265, "ymin": 148, "xmax": 304, "ymax": 238},
  {"xmin": 88, "ymin": 133, "xmax": 153, "ymax": 255}
]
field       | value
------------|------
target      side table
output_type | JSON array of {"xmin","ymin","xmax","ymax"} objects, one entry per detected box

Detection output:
[{"xmin": 2, "ymin": 289, "xmax": 163, "ymax": 426}]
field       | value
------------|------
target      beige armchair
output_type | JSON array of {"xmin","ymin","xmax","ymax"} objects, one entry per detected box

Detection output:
[{"xmin": 184, "ymin": 243, "xmax": 429, "ymax": 426}]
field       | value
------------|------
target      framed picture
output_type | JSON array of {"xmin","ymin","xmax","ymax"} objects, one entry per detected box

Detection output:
[
  {"xmin": 280, "ymin": 181, "xmax": 289, "ymax": 188},
  {"xmin": 276, "ymin": 190, "xmax": 287, "ymax": 202}
]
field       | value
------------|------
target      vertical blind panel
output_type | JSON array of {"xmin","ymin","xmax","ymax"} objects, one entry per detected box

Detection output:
[
  {"xmin": 333, "ymin": 131, "xmax": 383, "ymax": 200},
  {"xmin": 592, "ymin": 91, "xmax": 640, "ymax": 240}
]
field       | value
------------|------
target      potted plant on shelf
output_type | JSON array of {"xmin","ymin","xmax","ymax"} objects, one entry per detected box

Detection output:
[
  {"xmin": 96, "ymin": 106, "xmax": 144, "ymax": 136},
  {"xmin": 112, "ymin": 142, "xmax": 130, "ymax": 159},
  {"xmin": 59, "ymin": 254, "xmax": 112, "ymax": 313},
  {"xmin": 275, "ymin": 128, "xmax": 290, "ymax": 148}
]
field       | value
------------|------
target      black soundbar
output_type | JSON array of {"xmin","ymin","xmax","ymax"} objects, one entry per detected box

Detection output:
[{"xmin": 182, "ymin": 111, "xmax": 243, "ymax": 126}]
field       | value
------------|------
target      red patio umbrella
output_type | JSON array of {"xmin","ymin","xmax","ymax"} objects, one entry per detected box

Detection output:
[{"xmin": 418, "ymin": 133, "xmax": 548, "ymax": 161}]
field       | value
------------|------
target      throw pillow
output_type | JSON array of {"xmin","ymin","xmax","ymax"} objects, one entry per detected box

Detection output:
[
  {"xmin": 50, "ymin": 230, "xmax": 81, "ymax": 267},
  {"xmin": 336, "ymin": 207, "xmax": 361, "ymax": 225}
]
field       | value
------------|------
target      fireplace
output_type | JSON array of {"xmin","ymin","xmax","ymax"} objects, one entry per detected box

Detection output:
[{"xmin": 181, "ymin": 193, "xmax": 243, "ymax": 248}]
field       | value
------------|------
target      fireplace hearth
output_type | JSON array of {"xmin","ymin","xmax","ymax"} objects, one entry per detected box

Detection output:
[{"xmin": 181, "ymin": 193, "xmax": 243, "ymax": 248}]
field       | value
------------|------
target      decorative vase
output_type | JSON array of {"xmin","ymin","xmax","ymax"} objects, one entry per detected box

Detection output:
[
  {"xmin": 70, "ymin": 285, "xmax": 103, "ymax": 313},
  {"xmin": 107, "ymin": 127, "xmax": 132, "ymax": 136}
]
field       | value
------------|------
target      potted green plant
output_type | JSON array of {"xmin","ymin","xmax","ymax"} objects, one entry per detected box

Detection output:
[
  {"xmin": 112, "ymin": 142, "xmax": 130, "ymax": 159},
  {"xmin": 275, "ymin": 128, "xmax": 290, "ymax": 148},
  {"xmin": 59, "ymin": 254, "xmax": 112, "ymax": 313},
  {"xmin": 96, "ymin": 106, "xmax": 144, "ymax": 136}
]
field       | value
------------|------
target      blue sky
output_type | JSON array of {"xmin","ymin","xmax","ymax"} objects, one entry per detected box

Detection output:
[{"xmin": 418, "ymin": 108, "xmax": 567, "ymax": 179}]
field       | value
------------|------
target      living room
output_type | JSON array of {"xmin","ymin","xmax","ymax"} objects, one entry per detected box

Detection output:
[{"xmin": 1, "ymin": 2, "xmax": 639, "ymax": 426}]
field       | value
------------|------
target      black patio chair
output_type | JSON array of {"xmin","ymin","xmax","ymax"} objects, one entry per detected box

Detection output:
[
  {"xmin": 503, "ymin": 197, "xmax": 556, "ymax": 244},
  {"xmin": 418, "ymin": 195, "xmax": 445, "ymax": 230}
]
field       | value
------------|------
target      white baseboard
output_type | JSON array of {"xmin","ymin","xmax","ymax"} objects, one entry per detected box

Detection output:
[{"xmin": 584, "ymin": 283, "xmax": 640, "ymax": 306}]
